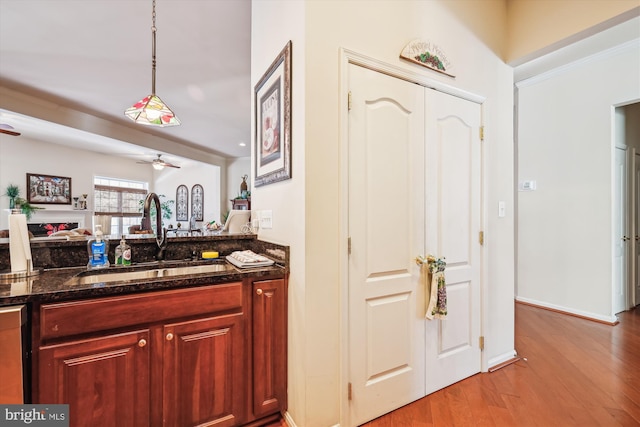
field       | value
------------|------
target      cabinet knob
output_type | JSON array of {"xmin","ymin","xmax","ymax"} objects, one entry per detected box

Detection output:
[
  {"xmin": 166, "ymin": 332, "xmax": 174, "ymax": 341},
  {"xmin": 138, "ymin": 338, "xmax": 147, "ymax": 348},
  {"xmin": 623, "ymin": 236, "xmax": 631, "ymax": 242},
  {"xmin": 256, "ymin": 288, "xmax": 263, "ymax": 296}
]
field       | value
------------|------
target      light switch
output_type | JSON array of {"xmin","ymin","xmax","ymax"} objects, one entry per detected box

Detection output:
[
  {"xmin": 498, "ymin": 201, "xmax": 506, "ymax": 218},
  {"xmin": 519, "ymin": 180, "xmax": 537, "ymax": 191},
  {"xmin": 260, "ymin": 210, "xmax": 273, "ymax": 229}
]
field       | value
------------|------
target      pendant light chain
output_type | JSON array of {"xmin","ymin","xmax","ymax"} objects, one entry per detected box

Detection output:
[
  {"xmin": 124, "ymin": 0, "xmax": 180, "ymax": 126},
  {"xmin": 151, "ymin": 0, "xmax": 157, "ymax": 95}
]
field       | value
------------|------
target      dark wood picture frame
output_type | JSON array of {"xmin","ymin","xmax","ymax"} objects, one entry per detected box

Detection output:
[
  {"xmin": 254, "ymin": 40, "xmax": 292, "ymax": 187},
  {"xmin": 26, "ymin": 173, "xmax": 72, "ymax": 205}
]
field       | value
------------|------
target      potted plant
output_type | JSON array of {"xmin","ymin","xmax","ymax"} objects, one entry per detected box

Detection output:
[
  {"xmin": 4, "ymin": 184, "xmax": 19, "ymax": 209},
  {"xmin": 3, "ymin": 184, "xmax": 44, "ymax": 220}
]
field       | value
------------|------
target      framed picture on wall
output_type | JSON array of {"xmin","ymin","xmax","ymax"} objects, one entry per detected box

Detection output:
[
  {"xmin": 254, "ymin": 40, "xmax": 292, "ymax": 187},
  {"xmin": 26, "ymin": 173, "xmax": 72, "ymax": 205}
]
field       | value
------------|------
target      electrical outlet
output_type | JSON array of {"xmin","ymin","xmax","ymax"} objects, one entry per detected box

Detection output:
[
  {"xmin": 519, "ymin": 180, "xmax": 537, "ymax": 191},
  {"xmin": 260, "ymin": 210, "xmax": 273, "ymax": 229}
]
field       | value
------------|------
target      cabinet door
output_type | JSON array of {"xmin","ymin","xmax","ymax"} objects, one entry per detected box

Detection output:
[
  {"xmin": 38, "ymin": 329, "xmax": 150, "ymax": 427},
  {"xmin": 252, "ymin": 279, "xmax": 287, "ymax": 418},
  {"xmin": 163, "ymin": 313, "xmax": 245, "ymax": 427}
]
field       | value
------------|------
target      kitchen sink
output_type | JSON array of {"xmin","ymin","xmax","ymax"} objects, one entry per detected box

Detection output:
[{"xmin": 66, "ymin": 260, "xmax": 234, "ymax": 286}]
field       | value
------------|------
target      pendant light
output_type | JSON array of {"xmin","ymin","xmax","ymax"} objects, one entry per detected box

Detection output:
[{"xmin": 124, "ymin": 0, "xmax": 180, "ymax": 127}]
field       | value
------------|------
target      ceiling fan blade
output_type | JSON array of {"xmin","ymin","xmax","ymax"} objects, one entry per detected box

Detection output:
[
  {"xmin": 0, "ymin": 128, "xmax": 20, "ymax": 136},
  {"xmin": 0, "ymin": 124, "xmax": 20, "ymax": 136},
  {"xmin": 135, "ymin": 154, "xmax": 180, "ymax": 168}
]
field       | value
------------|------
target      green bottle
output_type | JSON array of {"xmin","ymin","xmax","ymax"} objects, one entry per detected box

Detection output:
[{"xmin": 115, "ymin": 237, "xmax": 132, "ymax": 265}]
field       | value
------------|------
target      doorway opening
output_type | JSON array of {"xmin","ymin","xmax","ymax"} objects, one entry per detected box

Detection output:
[{"xmin": 614, "ymin": 102, "xmax": 640, "ymax": 311}]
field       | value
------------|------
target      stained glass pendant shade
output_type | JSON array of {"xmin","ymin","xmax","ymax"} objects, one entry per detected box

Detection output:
[
  {"xmin": 125, "ymin": 94, "xmax": 180, "ymax": 126},
  {"xmin": 124, "ymin": 0, "xmax": 180, "ymax": 127}
]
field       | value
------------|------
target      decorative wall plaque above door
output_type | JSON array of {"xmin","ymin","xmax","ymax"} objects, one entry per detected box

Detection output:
[{"xmin": 400, "ymin": 39, "xmax": 455, "ymax": 78}]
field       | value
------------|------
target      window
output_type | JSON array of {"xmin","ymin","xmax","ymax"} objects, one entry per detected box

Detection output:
[{"xmin": 93, "ymin": 176, "xmax": 148, "ymax": 236}]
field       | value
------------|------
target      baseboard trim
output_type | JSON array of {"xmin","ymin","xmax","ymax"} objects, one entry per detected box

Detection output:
[
  {"xmin": 487, "ymin": 350, "xmax": 518, "ymax": 371},
  {"xmin": 283, "ymin": 411, "xmax": 297, "ymax": 427},
  {"xmin": 488, "ymin": 356, "xmax": 521, "ymax": 372},
  {"xmin": 282, "ymin": 411, "xmax": 339, "ymax": 427},
  {"xmin": 515, "ymin": 297, "xmax": 619, "ymax": 326}
]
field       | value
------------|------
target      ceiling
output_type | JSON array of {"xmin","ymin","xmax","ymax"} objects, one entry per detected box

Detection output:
[
  {"xmin": 1, "ymin": 1, "xmax": 637, "ymax": 164},
  {"xmin": 0, "ymin": 0, "xmax": 251, "ymax": 161}
]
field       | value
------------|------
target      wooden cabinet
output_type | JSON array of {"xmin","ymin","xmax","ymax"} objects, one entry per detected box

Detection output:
[
  {"xmin": 39, "ymin": 329, "xmax": 151, "ymax": 426},
  {"xmin": 162, "ymin": 313, "xmax": 245, "ymax": 427},
  {"xmin": 35, "ymin": 276, "xmax": 287, "ymax": 427},
  {"xmin": 251, "ymin": 278, "xmax": 287, "ymax": 420}
]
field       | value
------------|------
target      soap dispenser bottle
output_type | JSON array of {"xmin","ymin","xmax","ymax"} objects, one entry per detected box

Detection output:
[
  {"xmin": 115, "ymin": 237, "xmax": 132, "ymax": 266},
  {"xmin": 87, "ymin": 225, "xmax": 110, "ymax": 269}
]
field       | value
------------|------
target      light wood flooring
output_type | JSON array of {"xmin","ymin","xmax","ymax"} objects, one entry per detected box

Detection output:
[
  {"xmin": 360, "ymin": 302, "xmax": 640, "ymax": 426},
  {"xmin": 269, "ymin": 303, "xmax": 639, "ymax": 426}
]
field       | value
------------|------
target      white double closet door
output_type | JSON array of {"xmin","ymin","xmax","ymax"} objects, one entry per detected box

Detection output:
[{"xmin": 348, "ymin": 64, "xmax": 482, "ymax": 426}]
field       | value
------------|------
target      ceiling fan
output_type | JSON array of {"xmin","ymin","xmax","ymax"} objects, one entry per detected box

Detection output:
[
  {"xmin": 137, "ymin": 154, "xmax": 181, "ymax": 170},
  {"xmin": 0, "ymin": 124, "xmax": 21, "ymax": 136}
]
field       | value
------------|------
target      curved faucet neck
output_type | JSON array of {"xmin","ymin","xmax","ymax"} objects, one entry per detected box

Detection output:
[
  {"xmin": 141, "ymin": 193, "xmax": 162, "ymax": 239},
  {"xmin": 141, "ymin": 192, "xmax": 168, "ymax": 259},
  {"xmin": 141, "ymin": 193, "xmax": 162, "ymax": 233}
]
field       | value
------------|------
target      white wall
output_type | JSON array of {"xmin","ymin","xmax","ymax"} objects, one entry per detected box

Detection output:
[
  {"xmin": 516, "ymin": 40, "xmax": 640, "ymax": 321},
  {"xmin": 226, "ymin": 157, "xmax": 251, "ymax": 214},
  {"xmin": 251, "ymin": 1, "xmax": 307, "ymax": 425},
  {"xmin": 0, "ymin": 134, "xmax": 221, "ymax": 230},
  {"xmin": 154, "ymin": 162, "xmax": 221, "ymax": 226},
  {"xmin": 252, "ymin": 1, "xmax": 515, "ymax": 426}
]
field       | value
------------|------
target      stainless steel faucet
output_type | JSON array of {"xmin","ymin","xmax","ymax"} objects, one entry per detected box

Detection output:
[{"xmin": 141, "ymin": 193, "xmax": 168, "ymax": 260}]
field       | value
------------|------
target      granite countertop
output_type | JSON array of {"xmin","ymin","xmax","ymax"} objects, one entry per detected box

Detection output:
[
  {"xmin": 0, "ymin": 234, "xmax": 289, "ymax": 306},
  {"xmin": 0, "ymin": 259, "xmax": 286, "ymax": 306},
  {"xmin": 0, "ymin": 231, "xmax": 258, "ymax": 249}
]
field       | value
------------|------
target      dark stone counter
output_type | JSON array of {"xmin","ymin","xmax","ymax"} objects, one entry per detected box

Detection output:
[
  {"xmin": 0, "ymin": 261, "xmax": 286, "ymax": 306},
  {"xmin": 0, "ymin": 233, "xmax": 289, "ymax": 306},
  {"xmin": 0, "ymin": 232, "xmax": 287, "ymax": 270}
]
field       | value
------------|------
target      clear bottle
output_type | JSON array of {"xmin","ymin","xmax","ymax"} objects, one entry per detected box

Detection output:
[
  {"xmin": 87, "ymin": 225, "xmax": 110, "ymax": 269},
  {"xmin": 115, "ymin": 237, "xmax": 132, "ymax": 266}
]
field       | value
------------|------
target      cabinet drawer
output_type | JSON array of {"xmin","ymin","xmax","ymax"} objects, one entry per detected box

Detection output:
[{"xmin": 40, "ymin": 282, "xmax": 243, "ymax": 340}]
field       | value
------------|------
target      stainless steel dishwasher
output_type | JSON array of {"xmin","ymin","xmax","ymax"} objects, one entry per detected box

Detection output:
[{"xmin": 0, "ymin": 304, "xmax": 27, "ymax": 403}]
